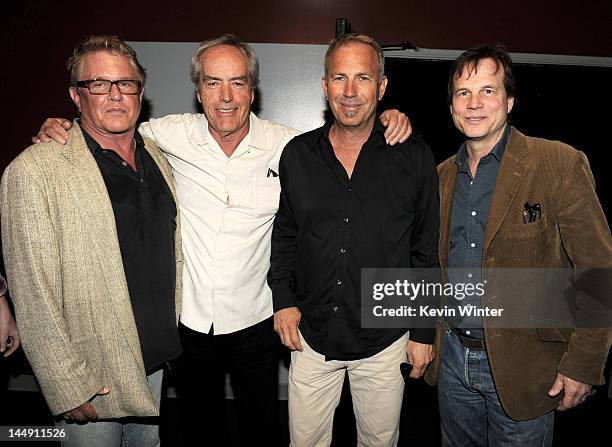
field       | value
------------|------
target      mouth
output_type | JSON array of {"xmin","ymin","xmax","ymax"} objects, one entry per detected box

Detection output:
[
  {"xmin": 465, "ymin": 116, "xmax": 486, "ymax": 122},
  {"xmin": 216, "ymin": 107, "xmax": 239, "ymax": 114},
  {"xmin": 339, "ymin": 103, "xmax": 362, "ymax": 117}
]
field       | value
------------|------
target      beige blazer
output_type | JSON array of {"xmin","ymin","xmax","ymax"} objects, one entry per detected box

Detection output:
[
  {"xmin": 0, "ymin": 124, "xmax": 183, "ymax": 418},
  {"xmin": 425, "ymin": 128, "xmax": 612, "ymax": 420}
]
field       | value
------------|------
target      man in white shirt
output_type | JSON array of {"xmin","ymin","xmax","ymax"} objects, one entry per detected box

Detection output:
[{"xmin": 35, "ymin": 34, "xmax": 411, "ymax": 445}]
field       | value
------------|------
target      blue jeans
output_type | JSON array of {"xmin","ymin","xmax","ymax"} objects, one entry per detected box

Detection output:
[
  {"xmin": 437, "ymin": 330, "xmax": 553, "ymax": 447},
  {"xmin": 56, "ymin": 369, "xmax": 163, "ymax": 447}
]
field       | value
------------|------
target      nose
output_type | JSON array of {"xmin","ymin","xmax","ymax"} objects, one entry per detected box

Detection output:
[
  {"xmin": 220, "ymin": 82, "xmax": 233, "ymax": 103},
  {"xmin": 467, "ymin": 93, "xmax": 483, "ymax": 109},
  {"xmin": 108, "ymin": 83, "xmax": 123, "ymax": 101},
  {"xmin": 343, "ymin": 79, "xmax": 357, "ymax": 97}
]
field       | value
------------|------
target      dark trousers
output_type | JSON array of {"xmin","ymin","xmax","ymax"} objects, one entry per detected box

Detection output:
[{"xmin": 175, "ymin": 316, "xmax": 281, "ymax": 446}]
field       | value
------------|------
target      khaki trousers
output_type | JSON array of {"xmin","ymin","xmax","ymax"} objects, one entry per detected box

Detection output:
[{"xmin": 288, "ymin": 331, "xmax": 409, "ymax": 447}]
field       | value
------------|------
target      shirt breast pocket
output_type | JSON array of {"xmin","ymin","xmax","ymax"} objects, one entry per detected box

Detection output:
[{"xmin": 255, "ymin": 176, "xmax": 281, "ymax": 215}]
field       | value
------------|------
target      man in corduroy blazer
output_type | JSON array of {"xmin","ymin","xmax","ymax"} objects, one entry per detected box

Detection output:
[
  {"xmin": 0, "ymin": 36, "xmax": 182, "ymax": 446},
  {"xmin": 424, "ymin": 43, "xmax": 612, "ymax": 446}
]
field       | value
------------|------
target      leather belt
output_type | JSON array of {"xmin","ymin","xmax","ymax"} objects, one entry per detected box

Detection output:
[{"xmin": 451, "ymin": 328, "xmax": 486, "ymax": 351}]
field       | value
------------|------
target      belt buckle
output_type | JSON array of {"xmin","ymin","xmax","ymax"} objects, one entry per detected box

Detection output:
[{"xmin": 452, "ymin": 328, "xmax": 486, "ymax": 351}]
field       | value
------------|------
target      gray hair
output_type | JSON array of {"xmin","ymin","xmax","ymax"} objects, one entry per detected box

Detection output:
[{"xmin": 190, "ymin": 34, "xmax": 259, "ymax": 89}]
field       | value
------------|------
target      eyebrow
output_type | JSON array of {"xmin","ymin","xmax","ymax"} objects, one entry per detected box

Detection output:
[
  {"xmin": 85, "ymin": 77, "xmax": 136, "ymax": 81},
  {"xmin": 202, "ymin": 75, "xmax": 248, "ymax": 82},
  {"xmin": 455, "ymin": 84, "xmax": 498, "ymax": 92},
  {"xmin": 329, "ymin": 71, "xmax": 375, "ymax": 77}
]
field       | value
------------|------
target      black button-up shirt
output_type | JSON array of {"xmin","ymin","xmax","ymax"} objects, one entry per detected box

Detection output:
[
  {"xmin": 447, "ymin": 125, "xmax": 510, "ymax": 338},
  {"xmin": 82, "ymin": 125, "xmax": 181, "ymax": 373},
  {"xmin": 268, "ymin": 120, "xmax": 439, "ymax": 360}
]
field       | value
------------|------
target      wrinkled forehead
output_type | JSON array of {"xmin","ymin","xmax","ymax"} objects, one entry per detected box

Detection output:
[
  {"xmin": 326, "ymin": 42, "xmax": 381, "ymax": 75},
  {"xmin": 199, "ymin": 45, "xmax": 249, "ymax": 77}
]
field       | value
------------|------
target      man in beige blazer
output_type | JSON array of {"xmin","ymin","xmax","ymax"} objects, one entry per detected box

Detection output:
[
  {"xmin": 1, "ymin": 36, "xmax": 182, "ymax": 446},
  {"xmin": 424, "ymin": 43, "xmax": 612, "ymax": 446}
]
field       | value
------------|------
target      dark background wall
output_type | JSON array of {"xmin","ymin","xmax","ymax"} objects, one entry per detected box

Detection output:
[{"xmin": 2, "ymin": 0, "xmax": 611, "ymax": 170}]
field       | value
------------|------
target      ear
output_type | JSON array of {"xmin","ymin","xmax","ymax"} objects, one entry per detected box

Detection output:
[
  {"xmin": 322, "ymin": 76, "xmax": 328, "ymax": 101},
  {"xmin": 507, "ymin": 96, "xmax": 515, "ymax": 114},
  {"xmin": 250, "ymin": 88, "xmax": 255, "ymax": 105},
  {"xmin": 69, "ymin": 87, "xmax": 81, "ymax": 113},
  {"xmin": 196, "ymin": 90, "xmax": 202, "ymax": 105},
  {"xmin": 378, "ymin": 76, "xmax": 388, "ymax": 100}
]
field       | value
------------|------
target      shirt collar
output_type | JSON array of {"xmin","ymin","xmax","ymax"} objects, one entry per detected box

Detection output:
[
  {"xmin": 455, "ymin": 124, "xmax": 511, "ymax": 167},
  {"xmin": 78, "ymin": 120, "xmax": 143, "ymax": 154},
  {"xmin": 314, "ymin": 117, "xmax": 387, "ymax": 149}
]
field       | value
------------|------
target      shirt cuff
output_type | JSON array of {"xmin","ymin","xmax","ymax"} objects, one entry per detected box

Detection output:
[{"xmin": 272, "ymin": 286, "xmax": 296, "ymax": 312}]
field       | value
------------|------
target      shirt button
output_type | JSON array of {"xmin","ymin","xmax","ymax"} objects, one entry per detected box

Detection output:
[
  {"xmin": 347, "ymin": 187, "xmax": 352, "ymax": 192},
  {"xmin": 337, "ymin": 280, "xmax": 342, "ymax": 285},
  {"xmin": 122, "ymin": 161, "xmax": 127, "ymax": 166},
  {"xmin": 467, "ymin": 273, "xmax": 473, "ymax": 278},
  {"xmin": 340, "ymin": 248, "xmax": 346, "ymax": 254},
  {"xmin": 465, "ymin": 330, "xmax": 471, "ymax": 335},
  {"xmin": 470, "ymin": 242, "xmax": 476, "ymax": 248},
  {"xmin": 471, "ymin": 211, "xmax": 477, "ymax": 216},
  {"xmin": 333, "ymin": 306, "xmax": 339, "ymax": 312},
  {"xmin": 344, "ymin": 218, "xmax": 349, "ymax": 223}
]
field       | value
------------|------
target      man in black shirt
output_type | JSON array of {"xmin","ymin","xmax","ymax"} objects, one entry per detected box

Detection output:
[
  {"xmin": 268, "ymin": 33, "xmax": 439, "ymax": 445},
  {"xmin": 1, "ymin": 36, "xmax": 181, "ymax": 446}
]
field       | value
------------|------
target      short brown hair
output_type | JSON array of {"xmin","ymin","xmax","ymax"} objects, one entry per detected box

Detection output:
[
  {"xmin": 190, "ymin": 34, "xmax": 259, "ymax": 89},
  {"xmin": 324, "ymin": 33, "xmax": 385, "ymax": 82},
  {"xmin": 448, "ymin": 43, "xmax": 516, "ymax": 105},
  {"xmin": 67, "ymin": 35, "xmax": 146, "ymax": 86}
]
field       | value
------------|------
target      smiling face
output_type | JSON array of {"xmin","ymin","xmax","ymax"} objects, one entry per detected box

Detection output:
[
  {"xmin": 450, "ymin": 57, "xmax": 514, "ymax": 150},
  {"xmin": 69, "ymin": 51, "xmax": 143, "ymax": 138},
  {"xmin": 323, "ymin": 42, "xmax": 387, "ymax": 132},
  {"xmin": 196, "ymin": 44, "xmax": 254, "ymax": 143}
]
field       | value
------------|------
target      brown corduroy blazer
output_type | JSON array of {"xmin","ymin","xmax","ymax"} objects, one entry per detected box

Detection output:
[
  {"xmin": 424, "ymin": 127, "xmax": 612, "ymax": 421},
  {"xmin": 0, "ymin": 124, "xmax": 183, "ymax": 418}
]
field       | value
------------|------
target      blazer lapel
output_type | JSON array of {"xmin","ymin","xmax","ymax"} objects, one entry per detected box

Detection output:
[
  {"xmin": 483, "ymin": 128, "xmax": 530, "ymax": 252},
  {"xmin": 61, "ymin": 124, "xmax": 146, "ymax": 375},
  {"xmin": 142, "ymin": 137, "xmax": 183, "ymax": 321},
  {"xmin": 438, "ymin": 157, "xmax": 458, "ymax": 268}
]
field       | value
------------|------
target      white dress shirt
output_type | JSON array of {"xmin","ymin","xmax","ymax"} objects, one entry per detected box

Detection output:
[{"xmin": 140, "ymin": 113, "xmax": 300, "ymax": 334}]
